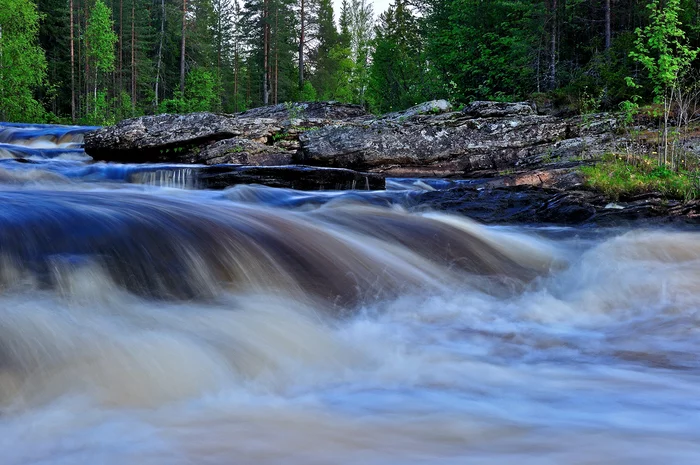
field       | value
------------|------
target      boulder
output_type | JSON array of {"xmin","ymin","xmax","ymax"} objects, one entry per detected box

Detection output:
[
  {"xmin": 84, "ymin": 101, "xmax": 621, "ymax": 177},
  {"xmin": 296, "ymin": 104, "xmax": 619, "ymax": 177},
  {"xmin": 237, "ymin": 101, "xmax": 368, "ymax": 121},
  {"xmin": 84, "ymin": 112, "xmax": 283, "ymax": 163},
  {"xmin": 194, "ymin": 138, "xmax": 292, "ymax": 165},
  {"xmin": 380, "ymin": 100, "xmax": 453, "ymax": 121},
  {"xmin": 461, "ymin": 101, "xmax": 535, "ymax": 118},
  {"xmin": 84, "ymin": 102, "xmax": 370, "ymax": 165}
]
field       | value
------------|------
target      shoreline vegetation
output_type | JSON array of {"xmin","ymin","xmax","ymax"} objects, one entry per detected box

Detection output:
[
  {"xmin": 580, "ymin": 153, "xmax": 700, "ymax": 201},
  {"xmin": 1, "ymin": 0, "xmax": 699, "ymax": 126}
]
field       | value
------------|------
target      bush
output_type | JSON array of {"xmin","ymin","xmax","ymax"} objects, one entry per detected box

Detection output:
[{"xmin": 158, "ymin": 68, "xmax": 217, "ymax": 114}]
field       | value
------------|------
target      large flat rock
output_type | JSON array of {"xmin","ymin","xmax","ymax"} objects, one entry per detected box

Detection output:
[
  {"xmin": 84, "ymin": 100, "xmax": 619, "ymax": 177},
  {"xmin": 297, "ymin": 104, "xmax": 618, "ymax": 177}
]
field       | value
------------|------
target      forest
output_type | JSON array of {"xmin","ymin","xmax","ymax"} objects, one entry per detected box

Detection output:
[{"xmin": 1, "ymin": 0, "xmax": 699, "ymax": 124}]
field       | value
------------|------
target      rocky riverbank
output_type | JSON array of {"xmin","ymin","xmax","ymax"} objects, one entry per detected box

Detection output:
[
  {"xmin": 84, "ymin": 100, "xmax": 700, "ymax": 224},
  {"xmin": 85, "ymin": 100, "xmax": 618, "ymax": 177}
]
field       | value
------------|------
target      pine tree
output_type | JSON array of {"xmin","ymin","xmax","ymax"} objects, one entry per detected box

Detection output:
[
  {"xmin": 309, "ymin": 0, "xmax": 337, "ymax": 99},
  {"xmin": 425, "ymin": 0, "xmax": 545, "ymax": 101},
  {"xmin": 368, "ymin": 0, "xmax": 433, "ymax": 112},
  {"xmin": 36, "ymin": 0, "xmax": 70, "ymax": 116}
]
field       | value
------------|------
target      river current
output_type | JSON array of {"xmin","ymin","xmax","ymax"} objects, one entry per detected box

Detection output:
[{"xmin": 0, "ymin": 122, "xmax": 699, "ymax": 464}]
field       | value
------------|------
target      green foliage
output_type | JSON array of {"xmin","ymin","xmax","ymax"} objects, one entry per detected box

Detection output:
[
  {"xmin": 284, "ymin": 101, "xmax": 305, "ymax": 120},
  {"xmin": 310, "ymin": 0, "xmax": 340, "ymax": 99},
  {"xmin": 618, "ymin": 98, "xmax": 640, "ymax": 127},
  {"xmin": 556, "ymin": 32, "xmax": 644, "ymax": 111},
  {"xmin": 184, "ymin": 67, "xmax": 216, "ymax": 112},
  {"xmin": 629, "ymin": 0, "xmax": 698, "ymax": 101},
  {"xmin": 115, "ymin": 91, "xmax": 136, "ymax": 121},
  {"xmin": 85, "ymin": 0, "xmax": 117, "ymax": 73},
  {"xmin": 425, "ymin": 0, "xmax": 544, "ymax": 103},
  {"xmin": 345, "ymin": 0, "xmax": 374, "ymax": 105},
  {"xmin": 367, "ymin": 0, "xmax": 438, "ymax": 113},
  {"xmin": 159, "ymin": 91, "xmax": 187, "ymax": 114},
  {"xmin": 6, "ymin": 0, "xmax": 700, "ymax": 122},
  {"xmin": 321, "ymin": 45, "xmax": 355, "ymax": 102},
  {"xmin": 159, "ymin": 68, "xmax": 216, "ymax": 113},
  {"xmin": 580, "ymin": 154, "xmax": 700, "ymax": 200},
  {"xmin": 0, "ymin": 0, "xmax": 47, "ymax": 122},
  {"xmin": 82, "ymin": 90, "xmax": 115, "ymax": 125},
  {"xmin": 297, "ymin": 81, "xmax": 317, "ymax": 102}
]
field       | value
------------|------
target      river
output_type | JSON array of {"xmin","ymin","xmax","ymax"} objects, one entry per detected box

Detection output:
[{"xmin": 0, "ymin": 122, "xmax": 699, "ymax": 464}]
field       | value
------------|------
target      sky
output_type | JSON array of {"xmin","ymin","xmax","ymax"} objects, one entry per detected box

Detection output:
[{"xmin": 331, "ymin": 0, "xmax": 392, "ymax": 22}]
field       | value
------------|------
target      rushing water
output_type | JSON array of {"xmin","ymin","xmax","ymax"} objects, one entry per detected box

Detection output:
[{"xmin": 1, "ymin": 123, "xmax": 700, "ymax": 464}]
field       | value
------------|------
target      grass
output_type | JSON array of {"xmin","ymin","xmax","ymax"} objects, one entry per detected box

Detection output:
[{"xmin": 580, "ymin": 153, "xmax": 700, "ymax": 201}]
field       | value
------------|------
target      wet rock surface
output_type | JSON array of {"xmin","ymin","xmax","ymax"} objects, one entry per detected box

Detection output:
[
  {"xmin": 128, "ymin": 164, "xmax": 385, "ymax": 191},
  {"xmin": 410, "ymin": 185, "xmax": 700, "ymax": 226},
  {"xmin": 84, "ymin": 100, "xmax": 700, "ymax": 223}
]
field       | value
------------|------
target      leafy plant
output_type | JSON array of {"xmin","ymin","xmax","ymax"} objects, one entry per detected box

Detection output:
[
  {"xmin": 284, "ymin": 101, "xmax": 305, "ymax": 121},
  {"xmin": 0, "ymin": 0, "xmax": 47, "ymax": 122},
  {"xmin": 628, "ymin": 0, "xmax": 699, "ymax": 167}
]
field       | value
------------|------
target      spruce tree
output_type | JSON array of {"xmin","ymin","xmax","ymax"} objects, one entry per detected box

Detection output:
[
  {"xmin": 309, "ymin": 0, "xmax": 338, "ymax": 99},
  {"xmin": 368, "ymin": 0, "xmax": 432, "ymax": 112}
]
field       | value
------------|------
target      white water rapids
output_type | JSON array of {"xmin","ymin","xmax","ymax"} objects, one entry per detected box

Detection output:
[{"xmin": 0, "ymin": 123, "xmax": 699, "ymax": 464}]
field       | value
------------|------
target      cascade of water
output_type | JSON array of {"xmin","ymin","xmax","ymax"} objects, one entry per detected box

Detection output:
[{"xmin": 0, "ymin": 123, "xmax": 699, "ymax": 465}]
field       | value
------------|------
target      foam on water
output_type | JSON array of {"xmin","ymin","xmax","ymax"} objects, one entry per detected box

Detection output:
[{"xmin": 0, "ymin": 123, "xmax": 699, "ymax": 464}]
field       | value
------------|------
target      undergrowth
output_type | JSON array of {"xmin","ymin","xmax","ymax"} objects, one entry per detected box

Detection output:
[{"xmin": 580, "ymin": 153, "xmax": 700, "ymax": 201}]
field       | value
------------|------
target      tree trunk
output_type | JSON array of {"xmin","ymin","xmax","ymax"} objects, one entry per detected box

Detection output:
[
  {"xmin": 77, "ymin": 0, "xmax": 82, "ymax": 118},
  {"xmin": 605, "ymin": 0, "xmax": 611, "ymax": 50},
  {"xmin": 663, "ymin": 93, "xmax": 669, "ymax": 166},
  {"xmin": 70, "ymin": 0, "xmax": 76, "ymax": 122},
  {"xmin": 154, "ymin": 0, "xmax": 164, "ymax": 109},
  {"xmin": 85, "ymin": 24, "xmax": 90, "ymax": 117},
  {"xmin": 94, "ymin": 67, "xmax": 98, "ymax": 120},
  {"xmin": 263, "ymin": 0, "xmax": 270, "ymax": 105},
  {"xmin": 549, "ymin": 0, "xmax": 557, "ymax": 89},
  {"xmin": 180, "ymin": 0, "xmax": 187, "ymax": 94},
  {"xmin": 275, "ymin": 6, "xmax": 279, "ymax": 104},
  {"xmin": 234, "ymin": 41, "xmax": 239, "ymax": 112},
  {"xmin": 119, "ymin": 0, "xmax": 123, "ymax": 96},
  {"xmin": 299, "ymin": 0, "xmax": 304, "ymax": 91},
  {"xmin": 217, "ymin": 0, "xmax": 222, "ymax": 110},
  {"xmin": 131, "ymin": 0, "xmax": 136, "ymax": 112}
]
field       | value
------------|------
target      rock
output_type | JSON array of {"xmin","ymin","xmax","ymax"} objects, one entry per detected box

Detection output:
[
  {"xmin": 295, "ymin": 101, "xmax": 621, "ymax": 177},
  {"xmin": 297, "ymin": 111, "xmax": 577, "ymax": 176},
  {"xmin": 381, "ymin": 100, "xmax": 453, "ymax": 121},
  {"xmin": 195, "ymin": 138, "xmax": 292, "ymax": 165},
  {"xmin": 409, "ymin": 185, "xmax": 700, "ymax": 225},
  {"xmin": 128, "ymin": 165, "xmax": 385, "ymax": 191},
  {"xmin": 84, "ymin": 112, "xmax": 283, "ymax": 163},
  {"xmin": 85, "ymin": 100, "xmax": 621, "ymax": 178},
  {"xmin": 462, "ymin": 101, "xmax": 535, "ymax": 118},
  {"xmin": 84, "ymin": 103, "xmax": 370, "ymax": 165},
  {"xmin": 485, "ymin": 168, "xmax": 585, "ymax": 190},
  {"xmin": 237, "ymin": 101, "xmax": 368, "ymax": 121}
]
